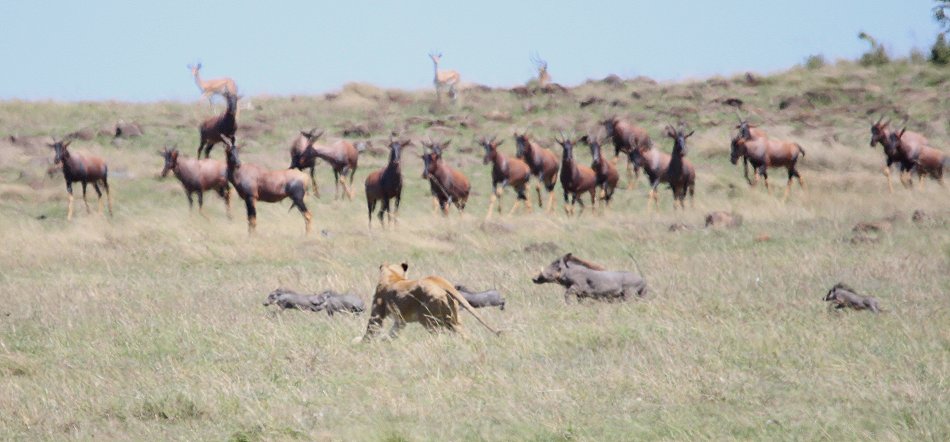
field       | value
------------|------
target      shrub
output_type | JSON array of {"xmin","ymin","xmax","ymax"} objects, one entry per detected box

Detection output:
[
  {"xmin": 931, "ymin": 33, "xmax": 950, "ymax": 65},
  {"xmin": 858, "ymin": 32, "xmax": 889, "ymax": 66},
  {"xmin": 804, "ymin": 54, "xmax": 826, "ymax": 70}
]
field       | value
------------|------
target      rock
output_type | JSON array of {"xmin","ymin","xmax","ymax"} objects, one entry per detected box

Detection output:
[
  {"xmin": 705, "ymin": 211, "xmax": 743, "ymax": 229},
  {"xmin": 114, "ymin": 122, "xmax": 144, "ymax": 138}
]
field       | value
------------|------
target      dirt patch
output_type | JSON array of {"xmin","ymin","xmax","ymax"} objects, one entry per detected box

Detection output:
[{"xmin": 524, "ymin": 241, "xmax": 558, "ymax": 254}]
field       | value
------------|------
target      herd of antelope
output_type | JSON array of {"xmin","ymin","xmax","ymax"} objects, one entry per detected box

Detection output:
[{"xmin": 43, "ymin": 57, "xmax": 947, "ymax": 231}]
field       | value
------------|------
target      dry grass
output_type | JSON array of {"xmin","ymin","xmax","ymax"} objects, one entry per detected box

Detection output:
[{"xmin": 1, "ymin": 60, "xmax": 948, "ymax": 441}]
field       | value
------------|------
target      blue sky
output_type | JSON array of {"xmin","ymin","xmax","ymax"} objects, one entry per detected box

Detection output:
[{"xmin": 0, "ymin": 0, "xmax": 941, "ymax": 102}]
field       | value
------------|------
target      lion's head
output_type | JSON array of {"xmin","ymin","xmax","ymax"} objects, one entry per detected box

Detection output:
[{"xmin": 378, "ymin": 262, "xmax": 409, "ymax": 285}]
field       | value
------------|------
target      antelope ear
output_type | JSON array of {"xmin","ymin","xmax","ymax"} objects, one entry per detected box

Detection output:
[
  {"xmin": 442, "ymin": 140, "xmax": 451, "ymax": 149},
  {"xmin": 495, "ymin": 139, "xmax": 505, "ymax": 147},
  {"xmin": 686, "ymin": 130, "xmax": 695, "ymax": 138},
  {"xmin": 62, "ymin": 141, "xmax": 72, "ymax": 149},
  {"xmin": 400, "ymin": 262, "xmax": 409, "ymax": 273}
]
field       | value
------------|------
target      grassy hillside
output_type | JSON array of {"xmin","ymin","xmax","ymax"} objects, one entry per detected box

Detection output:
[{"xmin": 1, "ymin": 59, "xmax": 948, "ymax": 441}]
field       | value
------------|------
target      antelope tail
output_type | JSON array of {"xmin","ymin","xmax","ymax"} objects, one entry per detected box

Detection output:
[{"xmin": 797, "ymin": 144, "xmax": 806, "ymax": 159}]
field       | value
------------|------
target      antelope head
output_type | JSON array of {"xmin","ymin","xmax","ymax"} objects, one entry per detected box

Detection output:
[
  {"xmin": 734, "ymin": 110, "xmax": 754, "ymax": 140},
  {"xmin": 48, "ymin": 138, "xmax": 73, "ymax": 165},
  {"xmin": 480, "ymin": 136, "xmax": 503, "ymax": 165},
  {"xmin": 555, "ymin": 132, "xmax": 577, "ymax": 159},
  {"xmin": 159, "ymin": 146, "xmax": 180, "ymax": 177},
  {"xmin": 667, "ymin": 123, "xmax": 694, "ymax": 157},
  {"xmin": 428, "ymin": 52, "xmax": 442, "ymax": 65},
  {"xmin": 870, "ymin": 115, "xmax": 891, "ymax": 148}
]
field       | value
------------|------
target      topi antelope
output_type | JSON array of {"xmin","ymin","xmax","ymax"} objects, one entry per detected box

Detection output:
[
  {"xmin": 731, "ymin": 113, "xmax": 806, "ymax": 201},
  {"xmin": 869, "ymin": 116, "xmax": 929, "ymax": 192},
  {"xmin": 197, "ymin": 92, "xmax": 239, "ymax": 159},
  {"xmin": 48, "ymin": 138, "xmax": 113, "ymax": 220},
  {"xmin": 294, "ymin": 129, "xmax": 360, "ymax": 200},
  {"xmin": 601, "ymin": 116, "xmax": 650, "ymax": 189},
  {"xmin": 884, "ymin": 128, "xmax": 947, "ymax": 185},
  {"xmin": 583, "ymin": 134, "xmax": 620, "ymax": 210},
  {"xmin": 223, "ymin": 142, "xmax": 312, "ymax": 234},
  {"xmin": 515, "ymin": 132, "xmax": 560, "ymax": 212},
  {"xmin": 481, "ymin": 135, "xmax": 531, "ymax": 219},
  {"xmin": 159, "ymin": 146, "xmax": 231, "ymax": 218},
  {"xmin": 420, "ymin": 139, "xmax": 470, "ymax": 215},
  {"xmin": 555, "ymin": 133, "xmax": 598, "ymax": 216},
  {"xmin": 288, "ymin": 128, "xmax": 324, "ymax": 197},
  {"xmin": 429, "ymin": 52, "xmax": 461, "ymax": 103},
  {"xmin": 188, "ymin": 62, "xmax": 238, "ymax": 110},
  {"xmin": 365, "ymin": 136, "xmax": 412, "ymax": 228}
]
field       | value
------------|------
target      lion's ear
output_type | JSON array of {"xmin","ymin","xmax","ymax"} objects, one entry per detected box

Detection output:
[{"xmin": 401, "ymin": 262, "xmax": 409, "ymax": 273}]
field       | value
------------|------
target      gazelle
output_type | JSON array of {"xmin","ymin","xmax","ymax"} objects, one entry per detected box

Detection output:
[
  {"xmin": 428, "ymin": 52, "xmax": 461, "ymax": 103},
  {"xmin": 531, "ymin": 52, "xmax": 550, "ymax": 87},
  {"xmin": 188, "ymin": 62, "xmax": 238, "ymax": 110}
]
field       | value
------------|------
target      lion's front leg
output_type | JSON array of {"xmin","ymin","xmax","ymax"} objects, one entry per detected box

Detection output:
[
  {"xmin": 361, "ymin": 297, "xmax": 388, "ymax": 342},
  {"xmin": 388, "ymin": 318, "xmax": 406, "ymax": 339}
]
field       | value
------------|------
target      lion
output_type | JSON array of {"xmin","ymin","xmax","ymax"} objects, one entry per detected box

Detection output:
[{"xmin": 360, "ymin": 262, "xmax": 500, "ymax": 342}]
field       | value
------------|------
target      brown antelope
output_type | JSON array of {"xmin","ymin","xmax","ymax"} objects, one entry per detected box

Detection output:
[
  {"xmin": 420, "ymin": 139, "xmax": 470, "ymax": 215},
  {"xmin": 583, "ymin": 134, "xmax": 620, "ymax": 209},
  {"xmin": 198, "ymin": 92, "xmax": 239, "ymax": 159},
  {"xmin": 188, "ymin": 62, "xmax": 238, "ymax": 110},
  {"xmin": 554, "ymin": 133, "xmax": 598, "ymax": 216},
  {"xmin": 288, "ymin": 128, "xmax": 324, "ymax": 197},
  {"xmin": 870, "ymin": 117, "xmax": 929, "ymax": 191},
  {"xmin": 365, "ymin": 136, "xmax": 412, "ymax": 228},
  {"xmin": 731, "ymin": 118, "xmax": 806, "ymax": 201},
  {"xmin": 223, "ymin": 142, "xmax": 312, "ymax": 234},
  {"xmin": 294, "ymin": 130, "xmax": 360, "ymax": 200},
  {"xmin": 885, "ymin": 128, "xmax": 947, "ymax": 185},
  {"xmin": 48, "ymin": 138, "xmax": 113, "ymax": 220},
  {"xmin": 481, "ymin": 135, "xmax": 531, "ymax": 219},
  {"xmin": 601, "ymin": 116, "xmax": 651, "ymax": 189},
  {"xmin": 514, "ymin": 132, "xmax": 559, "ymax": 212},
  {"xmin": 429, "ymin": 52, "xmax": 461, "ymax": 103},
  {"xmin": 630, "ymin": 124, "xmax": 696, "ymax": 210},
  {"xmin": 531, "ymin": 52, "xmax": 550, "ymax": 86},
  {"xmin": 159, "ymin": 146, "xmax": 231, "ymax": 217}
]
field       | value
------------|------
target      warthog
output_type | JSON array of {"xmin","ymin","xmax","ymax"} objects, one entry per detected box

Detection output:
[
  {"xmin": 532, "ymin": 253, "xmax": 648, "ymax": 303},
  {"xmin": 455, "ymin": 285, "xmax": 506, "ymax": 310},
  {"xmin": 311, "ymin": 290, "xmax": 365, "ymax": 316},
  {"xmin": 263, "ymin": 288, "xmax": 322, "ymax": 311},
  {"xmin": 824, "ymin": 283, "xmax": 881, "ymax": 313}
]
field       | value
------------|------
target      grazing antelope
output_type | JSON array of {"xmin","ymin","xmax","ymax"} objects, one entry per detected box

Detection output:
[
  {"xmin": 481, "ymin": 135, "xmax": 531, "ymax": 219},
  {"xmin": 197, "ymin": 92, "xmax": 239, "ymax": 159},
  {"xmin": 288, "ymin": 128, "xmax": 324, "ymax": 197},
  {"xmin": 601, "ymin": 116, "xmax": 650, "ymax": 189},
  {"xmin": 554, "ymin": 133, "xmax": 598, "ymax": 216},
  {"xmin": 429, "ymin": 52, "xmax": 461, "ymax": 103},
  {"xmin": 420, "ymin": 139, "xmax": 470, "ymax": 215},
  {"xmin": 188, "ymin": 62, "xmax": 238, "ymax": 110},
  {"xmin": 223, "ymin": 142, "xmax": 312, "ymax": 234},
  {"xmin": 514, "ymin": 132, "xmax": 560, "ymax": 212},
  {"xmin": 159, "ymin": 146, "xmax": 231, "ymax": 217},
  {"xmin": 531, "ymin": 52, "xmax": 550, "ymax": 86},
  {"xmin": 583, "ymin": 134, "xmax": 620, "ymax": 209},
  {"xmin": 730, "ymin": 117, "xmax": 806, "ymax": 201},
  {"xmin": 365, "ymin": 136, "xmax": 412, "ymax": 228},
  {"xmin": 48, "ymin": 138, "xmax": 113, "ymax": 220},
  {"xmin": 884, "ymin": 128, "xmax": 947, "ymax": 185},
  {"xmin": 869, "ymin": 116, "xmax": 928, "ymax": 192},
  {"xmin": 294, "ymin": 130, "xmax": 360, "ymax": 200}
]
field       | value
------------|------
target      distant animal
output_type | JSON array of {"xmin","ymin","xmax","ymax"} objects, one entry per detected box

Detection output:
[
  {"xmin": 223, "ymin": 142, "xmax": 312, "ymax": 234},
  {"xmin": 455, "ymin": 285, "xmax": 506, "ymax": 310},
  {"xmin": 48, "ymin": 138, "xmax": 113, "ymax": 220},
  {"xmin": 360, "ymin": 262, "xmax": 500, "ymax": 342},
  {"xmin": 197, "ymin": 92, "xmax": 239, "ymax": 158},
  {"xmin": 731, "ymin": 113, "xmax": 805, "ymax": 200},
  {"xmin": 429, "ymin": 52, "xmax": 461, "ymax": 103},
  {"xmin": 583, "ymin": 134, "xmax": 620, "ymax": 209},
  {"xmin": 287, "ymin": 128, "xmax": 324, "ymax": 197},
  {"xmin": 514, "ymin": 132, "xmax": 560, "ymax": 211},
  {"xmin": 263, "ymin": 288, "xmax": 322, "ymax": 311},
  {"xmin": 365, "ymin": 136, "xmax": 412, "ymax": 227},
  {"xmin": 554, "ymin": 133, "xmax": 598, "ymax": 216},
  {"xmin": 293, "ymin": 129, "xmax": 360, "ymax": 199},
  {"xmin": 601, "ymin": 116, "xmax": 651, "ymax": 189},
  {"xmin": 883, "ymin": 128, "xmax": 946, "ymax": 185},
  {"xmin": 532, "ymin": 253, "xmax": 648, "ymax": 303},
  {"xmin": 824, "ymin": 283, "xmax": 881, "ymax": 313},
  {"xmin": 159, "ymin": 146, "xmax": 231, "ymax": 217},
  {"xmin": 869, "ymin": 116, "xmax": 929, "ymax": 192},
  {"xmin": 311, "ymin": 290, "xmax": 366, "ymax": 316},
  {"xmin": 481, "ymin": 135, "xmax": 532, "ymax": 219},
  {"xmin": 531, "ymin": 52, "xmax": 551, "ymax": 87},
  {"xmin": 420, "ymin": 139, "xmax": 470, "ymax": 215},
  {"xmin": 188, "ymin": 62, "xmax": 238, "ymax": 110}
]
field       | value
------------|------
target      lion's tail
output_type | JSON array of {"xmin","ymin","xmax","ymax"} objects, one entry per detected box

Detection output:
[{"xmin": 437, "ymin": 278, "xmax": 501, "ymax": 335}]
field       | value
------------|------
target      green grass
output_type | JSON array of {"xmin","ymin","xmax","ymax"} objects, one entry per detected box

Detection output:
[{"xmin": 1, "ymin": 60, "xmax": 948, "ymax": 441}]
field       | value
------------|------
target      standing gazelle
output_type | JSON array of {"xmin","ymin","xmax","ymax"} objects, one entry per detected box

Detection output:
[
  {"xmin": 531, "ymin": 52, "xmax": 550, "ymax": 87},
  {"xmin": 188, "ymin": 62, "xmax": 238, "ymax": 110},
  {"xmin": 428, "ymin": 52, "xmax": 461, "ymax": 103}
]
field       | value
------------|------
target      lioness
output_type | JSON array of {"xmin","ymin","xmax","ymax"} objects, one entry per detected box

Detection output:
[{"xmin": 360, "ymin": 262, "xmax": 500, "ymax": 341}]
